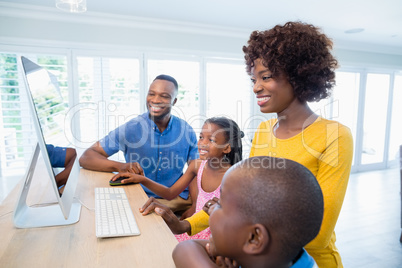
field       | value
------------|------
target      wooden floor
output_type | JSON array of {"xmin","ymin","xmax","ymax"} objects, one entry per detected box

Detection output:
[
  {"xmin": 1, "ymin": 168, "xmax": 402, "ymax": 267},
  {"xmin": 335, "ymin": 168, "xmax": 402, "ymax": 267}
]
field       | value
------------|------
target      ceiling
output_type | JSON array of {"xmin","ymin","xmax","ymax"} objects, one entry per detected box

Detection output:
[{"xmin": 2, "ymin": 0, "xmax": 402, "ymax": 54}]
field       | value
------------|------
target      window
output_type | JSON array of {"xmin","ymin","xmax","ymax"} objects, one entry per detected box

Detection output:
[
  {"xmin": 388, "ymin": 74, "xmax": 402, "ymax": 165},
  {"xmin": 331, "ymin": 72, "xmax": 360, "ymax": 166},
  {"xmin": 1, "ymin": 48, "xmax": 402, "ymax": 176},
  {"xmin": 75, "ymin": 57, "xmax": 140, "ymax": 151},
  {"xmin": 361, "ymin": 73, "xmax": 390, "ymax": 165},
  {"xmin": 0, "ymin": 53, "xmax": 26, "ymax": 176},
  {"xmin": 205, "ymin": 61, "xmax": 252, "ymax": 157},
  {"xmin": 0, "ymin": 53, "xmax": 68, "ymax": 176},
  {"xmin": 332, "ymin": 72, "xmax": 360, "ymax": 139}
]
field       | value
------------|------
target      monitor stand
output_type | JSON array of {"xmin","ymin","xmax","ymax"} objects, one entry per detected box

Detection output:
[{"xmin": 13, "ymin": 144, "xmax": 81, "ymax": 228}]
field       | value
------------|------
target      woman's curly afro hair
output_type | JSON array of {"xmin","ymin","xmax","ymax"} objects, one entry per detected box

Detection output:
[{"xmin": 243, "ymin": 21, "xmax": 338, "ymax": 102}]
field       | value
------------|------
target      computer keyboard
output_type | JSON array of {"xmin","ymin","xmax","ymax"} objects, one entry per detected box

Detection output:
[{"xmin": 95, "ymin": 187, "xmax": 140, "ymax": 238}]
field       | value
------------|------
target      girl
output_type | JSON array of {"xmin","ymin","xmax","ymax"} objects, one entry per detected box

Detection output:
[{"xmin": 111, "ymin": 117, "xmax": 243, "ymax": 241}]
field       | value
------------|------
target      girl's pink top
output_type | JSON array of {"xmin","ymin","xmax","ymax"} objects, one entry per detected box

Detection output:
[{"xmin": 175, "ymin": 160, "xmax": 221, "ymax": 242}]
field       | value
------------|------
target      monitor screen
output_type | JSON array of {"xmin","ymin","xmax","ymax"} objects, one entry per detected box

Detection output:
[
  {"xmin": 13, "ymin": 56, "xmax": 81, "ymax": 228},
  {"xmin": 23, "ymin": 58, "xmax": 69, "ymax": 148}
]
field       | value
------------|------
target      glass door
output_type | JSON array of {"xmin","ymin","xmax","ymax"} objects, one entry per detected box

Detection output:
[
  {"xmin": 329, "ymin": 70, "xmax": 396, "ymax": 172},
  {"xmin": 360, "ymin": 73, "xmax": 390, "ymax": 169},
  {"xmin": 388, "ymin": 74, "xmax": 402, "ymax": 167},
  {"xmin": 331, "ymin": 72, "xmax": 360, "ymax": 167}
]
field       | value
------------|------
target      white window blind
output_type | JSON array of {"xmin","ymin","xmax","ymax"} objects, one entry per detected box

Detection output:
[
  {"xmin": 0, "ymin": 53, "xmax": 68, "ymax": 177},
  {"xmin": 76, "ymin": 56, "xmax": 141, "ymax": 161}
]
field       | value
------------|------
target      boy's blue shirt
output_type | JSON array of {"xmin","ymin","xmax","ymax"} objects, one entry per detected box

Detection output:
[
  {"xmin": 46, "ymin": 144, "xmax": 67, "ymax": 168},
  {"xmin": 291, "ymin": 249, "xmax": 318, "ymax": 268}
]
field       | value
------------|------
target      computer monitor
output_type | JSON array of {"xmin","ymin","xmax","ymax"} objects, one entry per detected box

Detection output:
[{"xmin": 13, "ymin": 56, "xmax": 81, "ymax": 228}]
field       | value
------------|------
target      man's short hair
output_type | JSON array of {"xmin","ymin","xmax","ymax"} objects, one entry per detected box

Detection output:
[{"xmin": 153, "ymin": 74, "xmax": 178, "ymax": 91}]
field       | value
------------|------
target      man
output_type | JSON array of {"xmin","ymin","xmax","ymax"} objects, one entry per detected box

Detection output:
[{"xmin": 79, "ymin": 74, "xmax": 198, "ymax": 212}]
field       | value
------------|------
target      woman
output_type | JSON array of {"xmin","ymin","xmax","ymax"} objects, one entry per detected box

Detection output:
[{"xmin": 243, "ymin": 21, "xmax": 353, "ymax": 267}]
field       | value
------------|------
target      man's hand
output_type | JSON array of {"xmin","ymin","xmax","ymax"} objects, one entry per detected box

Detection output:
[
  {"xmin": 140, "ymin": 197, "xmax": 190, "ymax": 234},
  {"xmin": 118, "ymin": 162, "xmax": 144, "ymax": 175}
]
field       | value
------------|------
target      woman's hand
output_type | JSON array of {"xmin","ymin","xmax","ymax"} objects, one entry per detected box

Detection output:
[
  {"xmin": 202, "ymin": 197, "xmax": 219, "ymax": 215},
  {"xmin": 140, "ymin": 197, "xmax": 190, "ymax": 234}
]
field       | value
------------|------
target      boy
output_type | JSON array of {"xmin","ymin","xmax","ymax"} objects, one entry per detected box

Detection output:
[
  {"xmin": 172, "ymin": 156, "xmax": 323, "ymax": 268},
  {"xmin": 46, "ymin": 144, "xmax": 77, "ymax": 195}
]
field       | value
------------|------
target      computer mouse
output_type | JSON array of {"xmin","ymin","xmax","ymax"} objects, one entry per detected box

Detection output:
[{"xmin": 109, "ymin": 176, "xmax": 135, "ymax": 186}]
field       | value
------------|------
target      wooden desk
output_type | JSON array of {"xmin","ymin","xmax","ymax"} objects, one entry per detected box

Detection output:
[{"xmin": 0, "ymin": 168, "xmax": 178, "ymax": 267}]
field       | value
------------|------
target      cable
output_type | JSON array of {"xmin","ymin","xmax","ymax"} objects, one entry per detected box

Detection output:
[
  {"xmin": 0, "ymin": 197, "xmax": 94, "ymax": 219},
  {"xmin": 0, "ymin": 210, "xmax": 13, "ymax": 218},
  {"xmin": 30, "ymin": 202, "xmax": 59, "ymax": 207},
  {"xmin": 74, "ymin": 196, "xmax": 94, "ymax": 211}
]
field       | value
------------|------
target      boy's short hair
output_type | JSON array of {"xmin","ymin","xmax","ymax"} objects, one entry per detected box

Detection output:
[{"xmin": 231, "ymin": 156, "xmax": 324, "ymax": 260}]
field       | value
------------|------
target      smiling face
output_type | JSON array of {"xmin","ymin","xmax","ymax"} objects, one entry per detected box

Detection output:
[
  {"xmin": 251, "ymin": 59, "xmax": 296, "ymax": 115},
  {"xmin": 146, "ymin": 79, "xmax": 177, "ymax": 121},
  {"xmin": 198, "ymin": 123, "xmax": 230, "ymax": 161}
]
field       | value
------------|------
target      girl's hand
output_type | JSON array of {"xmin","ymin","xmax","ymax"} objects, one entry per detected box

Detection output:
[{"xmin": 110, "ymin": 172, "xmax": 144, "ymax": 184}]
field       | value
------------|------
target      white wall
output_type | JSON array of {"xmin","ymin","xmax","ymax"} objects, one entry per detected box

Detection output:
[
  {"xmin": 334, "ymin": 49, "xmax": 402, "ymax": 69},
  {"xmin": 0, "ymin": 17, "xmax": 246, "ymax": 56}
]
